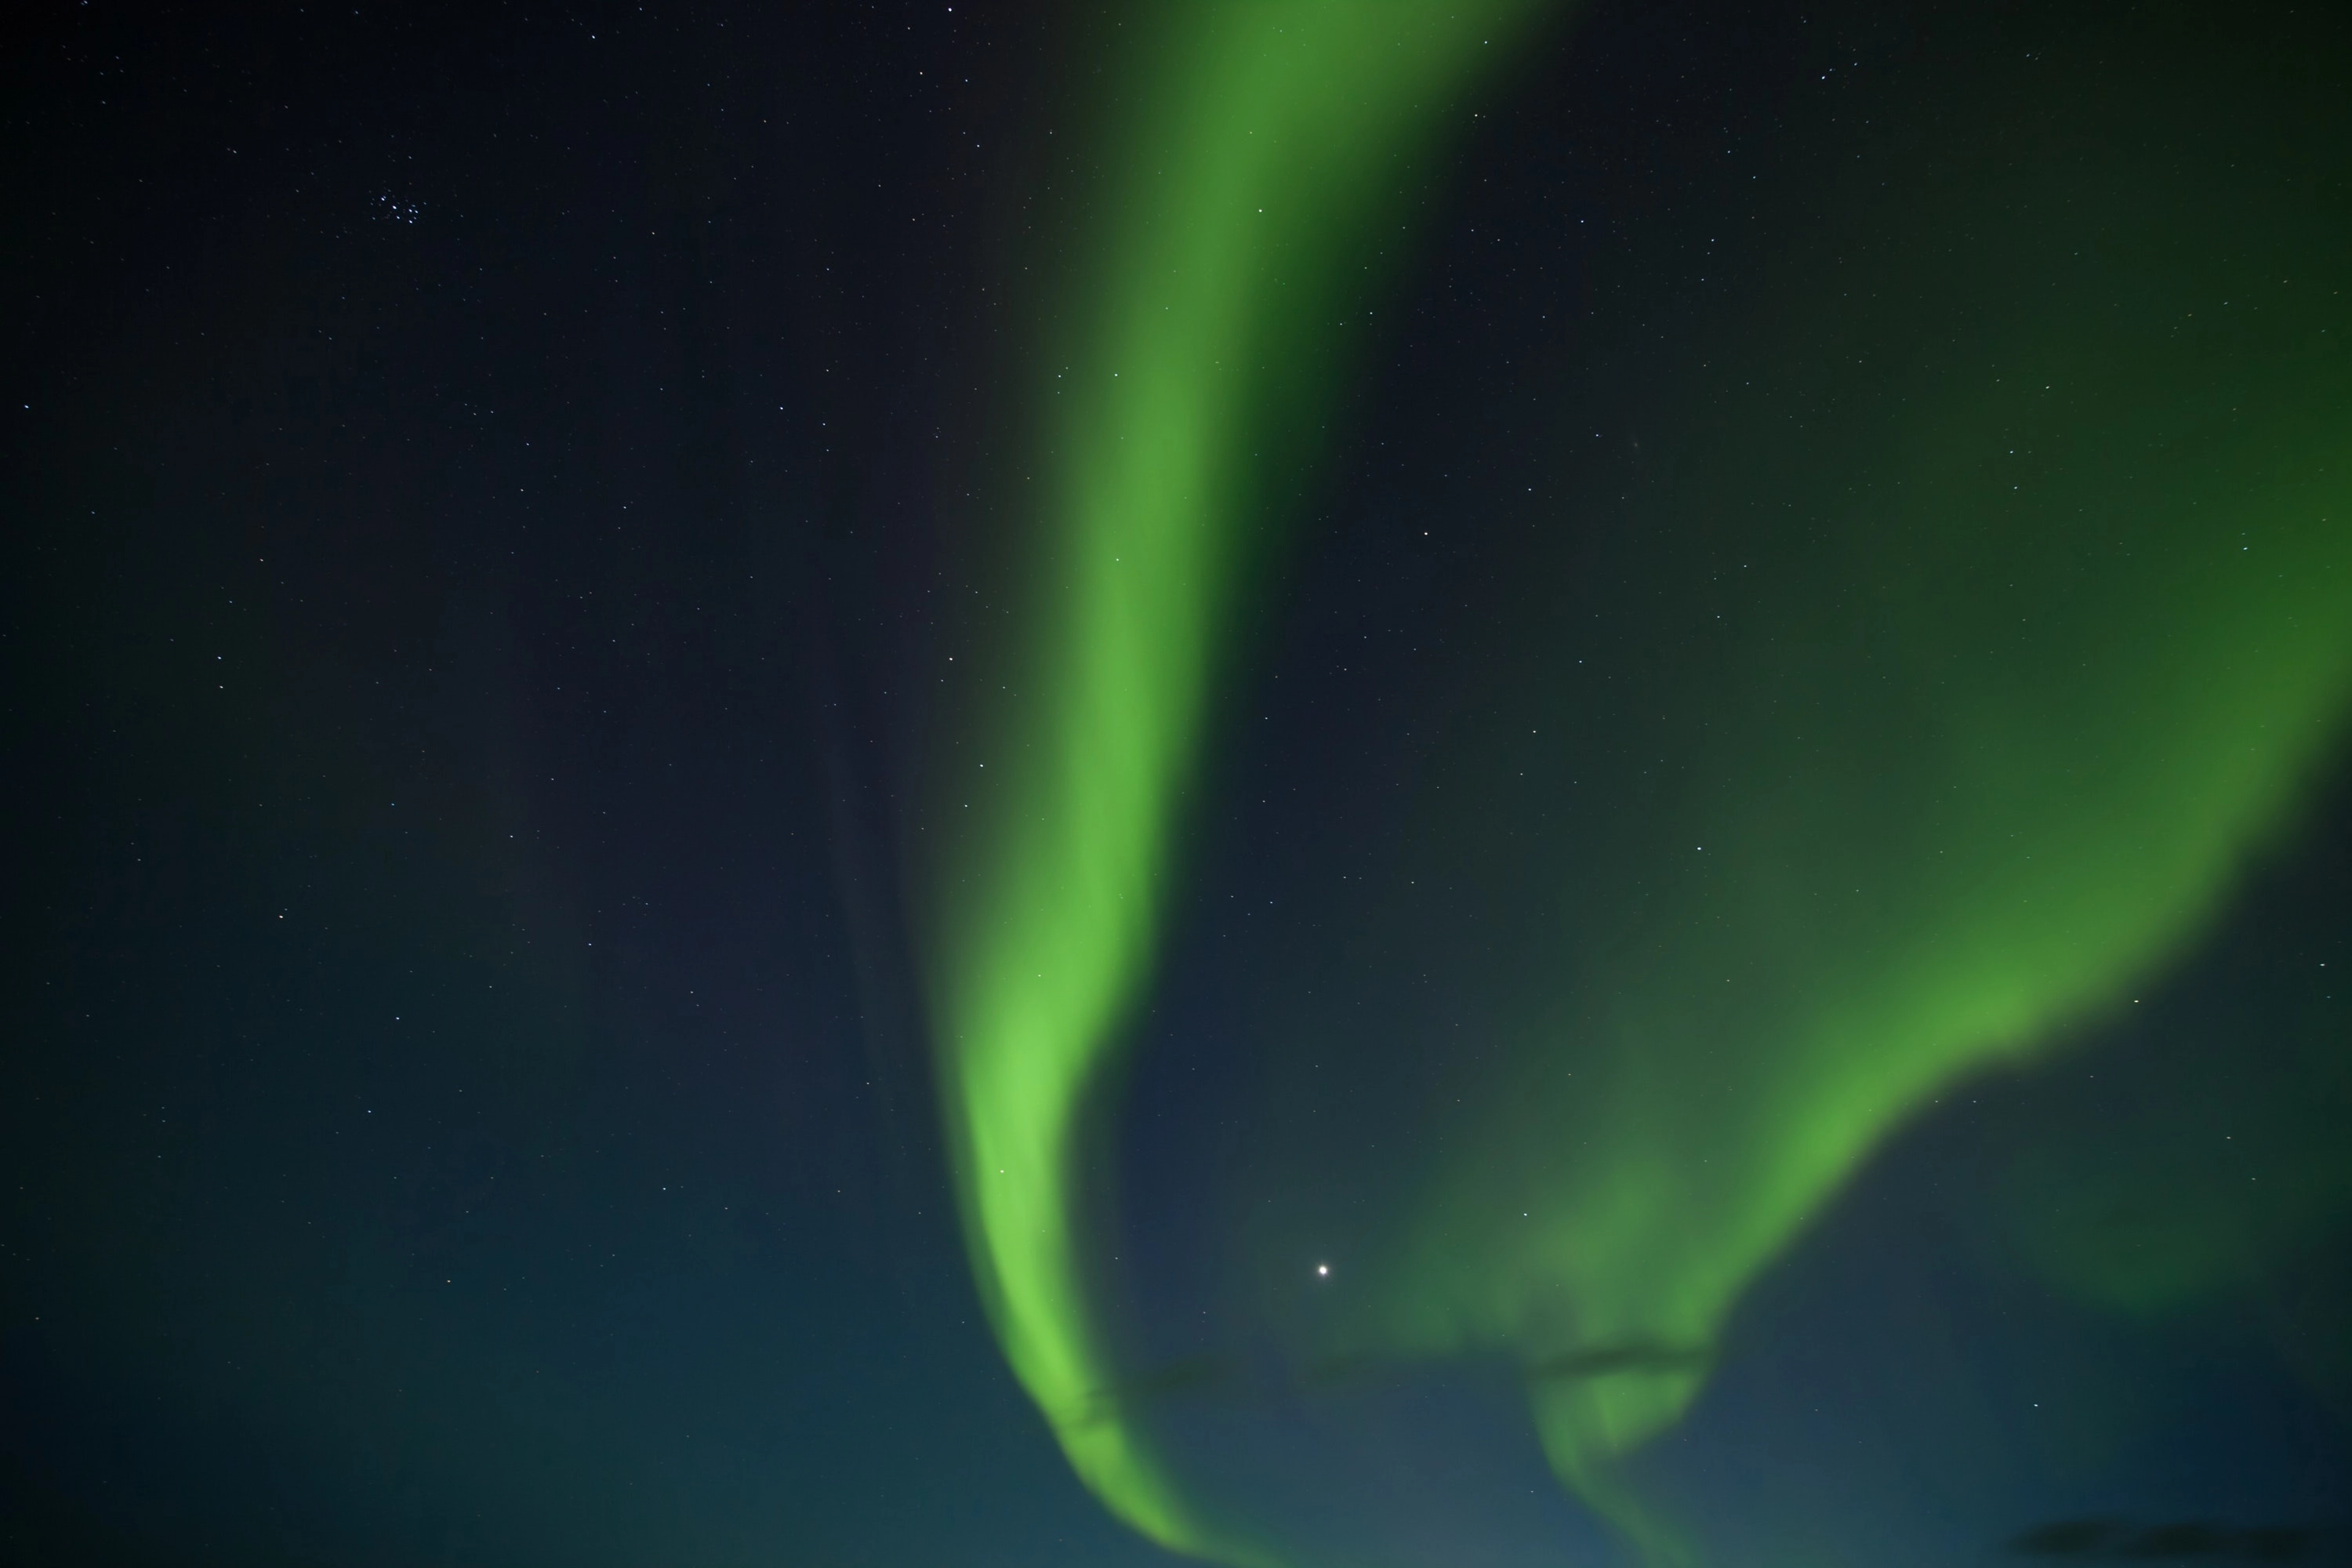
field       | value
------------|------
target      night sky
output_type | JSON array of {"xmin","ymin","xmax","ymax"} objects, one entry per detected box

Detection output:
[{"xmin": 5, "ymin": 3, "xmax": 2350, "ymax": 1566}]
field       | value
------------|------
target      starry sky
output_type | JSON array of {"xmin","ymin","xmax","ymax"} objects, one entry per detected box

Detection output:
[{"xmin": 5, "ymin": 3, "xmax": 2350, "ymax": 1567}]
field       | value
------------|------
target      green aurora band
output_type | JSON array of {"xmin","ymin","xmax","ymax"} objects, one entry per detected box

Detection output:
[
  {"xmin": 917, "ymin": 2, "xmax": 1552, "ymax": 1555},
  {"xmin": 1330, "ymin": 50, "xmax": 2352, "ymax": 1544},
  {"xmin": 917, "ymin": 5, "xmax": 2352, "ymax": 1563}
]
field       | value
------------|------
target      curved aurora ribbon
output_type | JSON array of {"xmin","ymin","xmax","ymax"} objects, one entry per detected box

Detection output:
[
  {"xmin": 916, "ymin": 5, "xmax": 2352, "ymax": 1564},
  {"xmin": 916, "ymin": 2, "xmax": 1552, "ymax": 1555},
  {"xmin": 1359, "ymin": 129, "xmax": 2352, "ymax": 1536}
]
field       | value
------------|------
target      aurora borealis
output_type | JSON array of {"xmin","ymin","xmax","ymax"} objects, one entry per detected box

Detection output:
[
  {"xmin": 918, "ymin": 0, "xmax": 2352, "ymax": 1559},
  {"xmin": 9, "ymin": 2, "xmax": 2352, "ymax": 1565},
  {"xmin": 913, "ymin": 4, "xmax": 1550, "ymax": 1550}
]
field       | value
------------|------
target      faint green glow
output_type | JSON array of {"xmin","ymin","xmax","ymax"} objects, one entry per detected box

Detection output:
[
  {"xmin": 918, "ymin": 2, "xmax": 1551, "ymax": 1557},
  {"xmin": 1341, "ymin": 137, "xmax": 2352, "ymax": 1541}
]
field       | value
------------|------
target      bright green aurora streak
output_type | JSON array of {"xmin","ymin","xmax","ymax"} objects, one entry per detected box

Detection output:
[
  {"xmin": 917, "ymin": 2, "xmax": 1552, "ymax": 1555},
  {"xmin": 917, "ymin": 5, "xmax": 2352, "ymax": 1563}
]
